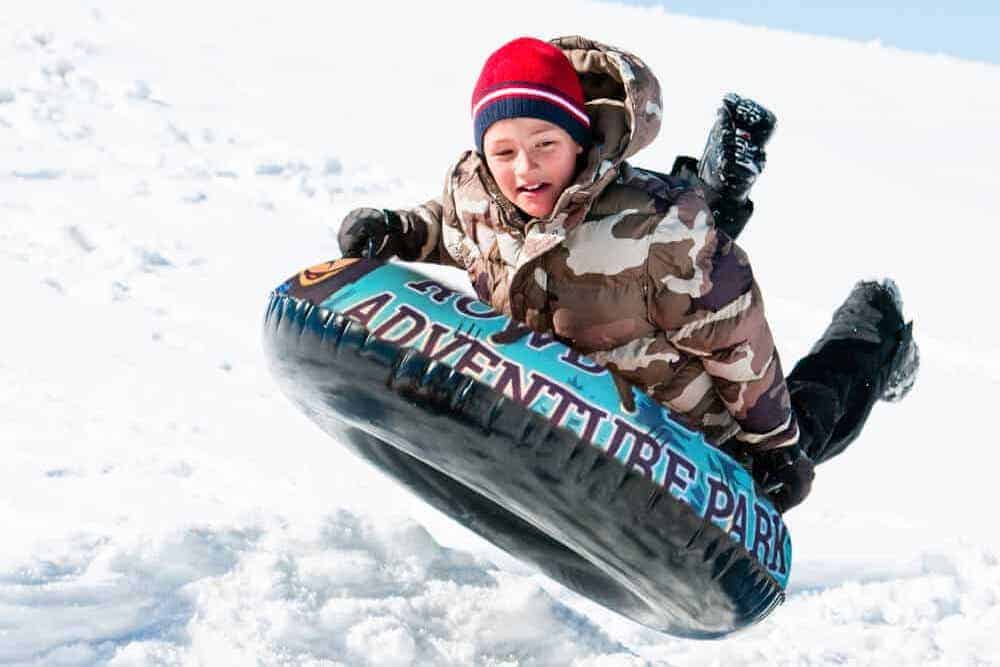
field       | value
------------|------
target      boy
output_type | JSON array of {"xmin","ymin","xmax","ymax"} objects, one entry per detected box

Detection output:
[{"xmin": 338, "ymin": 36, "xmax": 918, "ymax": 512}]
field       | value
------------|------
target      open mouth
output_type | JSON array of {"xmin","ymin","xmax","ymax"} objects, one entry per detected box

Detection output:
[{"xmin": 517, "ymin": 183, "xmax": 550, "ymax": 194}]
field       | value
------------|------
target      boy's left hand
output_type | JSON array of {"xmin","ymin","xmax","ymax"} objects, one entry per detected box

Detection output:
[{"xmin": 752, "ymin": 446, "xmax": 815, "ymax": 513}]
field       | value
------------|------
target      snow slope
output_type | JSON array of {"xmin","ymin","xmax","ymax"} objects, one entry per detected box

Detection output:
[{"xmin": 2, "ymin": 1, "xmax": 999, "ymax": 664}]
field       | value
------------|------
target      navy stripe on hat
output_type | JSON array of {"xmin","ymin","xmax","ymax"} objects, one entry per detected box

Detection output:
[{"xmin": 474, "ymin": 95, "xmax": 591, "ymax": 154}]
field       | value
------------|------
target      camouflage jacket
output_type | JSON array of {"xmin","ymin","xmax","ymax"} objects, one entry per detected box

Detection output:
[{"xmin": 385, "ymin": 36, "xmax": 799, "ymax": 453}]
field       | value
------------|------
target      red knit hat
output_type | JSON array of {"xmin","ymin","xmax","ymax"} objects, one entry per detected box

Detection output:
[{"xmin": 471, "ymin": 37, "xmax": 591, "ymax": 154}]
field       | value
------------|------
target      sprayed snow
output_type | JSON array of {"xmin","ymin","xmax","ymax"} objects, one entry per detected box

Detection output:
[{"xmin": 2, "ymin": 0, "xmax": 1000, "ymax": 664}]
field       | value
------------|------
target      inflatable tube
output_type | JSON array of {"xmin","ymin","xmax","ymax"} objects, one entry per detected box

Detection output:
[{"xmin": 263, "ymin": 258, "xmax": 791, "ymax": 638}]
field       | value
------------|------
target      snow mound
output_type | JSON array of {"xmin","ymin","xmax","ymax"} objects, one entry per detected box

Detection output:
[{"xmin": 0, "ymin": 514, "xmax": 640, "ymax": 665}]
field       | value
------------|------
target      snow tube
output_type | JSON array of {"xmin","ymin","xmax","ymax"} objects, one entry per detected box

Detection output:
[{"xmin": 262, "ymin": 258, "xmax": 791, "ymax": 637}]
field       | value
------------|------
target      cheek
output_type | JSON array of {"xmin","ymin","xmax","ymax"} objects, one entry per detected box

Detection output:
[
  {"xmin": 550, "ymin": 152, "xmax": 579, "ymax": 187},
  {"xmin": 489, "ymin": 163, "xmax": 517, "ymax": 197}
]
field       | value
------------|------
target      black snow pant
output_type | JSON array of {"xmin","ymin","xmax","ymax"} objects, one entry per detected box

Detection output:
[{"xmin": 784, "ymin": 336, "xmax": 893, "ymax": 465}]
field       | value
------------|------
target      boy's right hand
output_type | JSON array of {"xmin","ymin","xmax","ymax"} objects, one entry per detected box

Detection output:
[{"xmin": 338, "ymin": 208, "xmax": 403, "ymax": 259}]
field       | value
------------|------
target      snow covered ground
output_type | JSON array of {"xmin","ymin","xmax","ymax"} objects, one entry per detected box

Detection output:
[{"xmin": 2, "ymin": 1, "xmax": 999, "ymax": 664}]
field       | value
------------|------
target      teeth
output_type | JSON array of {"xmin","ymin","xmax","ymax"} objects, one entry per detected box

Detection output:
[{"xmin": 522, "ymin": 184, "xmax": 543, "ymax": 191}]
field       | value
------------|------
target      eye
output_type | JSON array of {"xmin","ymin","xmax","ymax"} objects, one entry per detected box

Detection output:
[
  {"xmin": 538, "ymin": 140, "xmax": 555, "ymax": 148},
  {"xmin": 492, "ymin": 149, "xmax": 514, "ymax": 159}
]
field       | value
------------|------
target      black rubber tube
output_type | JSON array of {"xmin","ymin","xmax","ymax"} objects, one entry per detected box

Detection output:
[{"xmin": 263, "ymin": 293, "xmax": 784, "ymax": 637}]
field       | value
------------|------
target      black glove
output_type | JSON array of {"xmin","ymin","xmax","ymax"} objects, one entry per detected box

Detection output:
[
  {"xmin": 337, "ymin": 207, "xmax": 404, "ymax": 259},
  {"xmin": 698, "ymin": 93, "xmax": 776, "ymax": 203},
  {"xmin": 752, "ymin": 446, "xmax": 815, "ymax": 513}
]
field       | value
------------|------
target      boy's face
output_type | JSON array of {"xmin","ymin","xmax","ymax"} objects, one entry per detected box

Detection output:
[{"xmin": 483, "ymin": 118, "xmax": 583, "ymax": 220}]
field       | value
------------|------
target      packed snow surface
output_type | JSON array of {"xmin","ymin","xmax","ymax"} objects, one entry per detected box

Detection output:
[{"xmin": 2, "ymin": 1, "xmax": 999, "ymax": 664}]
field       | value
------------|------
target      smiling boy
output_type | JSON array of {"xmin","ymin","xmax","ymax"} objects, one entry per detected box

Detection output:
[{"xmin": 337, "ymin": 36, "xmax": 918, "ymax": 512}]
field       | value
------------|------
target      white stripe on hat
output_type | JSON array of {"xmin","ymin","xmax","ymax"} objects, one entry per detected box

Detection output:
[{"xmin": 472, "ymin": 86, "xmax": 590, "ymax": 127}]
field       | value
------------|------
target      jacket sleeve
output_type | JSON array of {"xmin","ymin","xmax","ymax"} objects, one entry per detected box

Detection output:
[
  {"xmin": 667, "ymin": 156, "xmax": 754, "ymax": 241},
  {"xmin": 386, "ymin": 197, "xmax": 445, "ymax": 262},
  {"xmin": 646, "ymin": 190, "xmax": 799, "ymax": 454},
  {"xmin": 386, "ymin": 161, "xmax": 466, "ymax": 268}
]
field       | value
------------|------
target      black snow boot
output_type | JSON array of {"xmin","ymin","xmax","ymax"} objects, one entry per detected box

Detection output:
[
  {"xmin": 877, "ymin": 282, "xmax": 920, "ymax": 402},
  {"xmin": 812, "ymin": 279, "xmax": 919, "ymax": 403},
  {"xmin": 671, "ymin": 93, "xmax": 777, "ymax": 240},
  {"xmin": 787, "ymin": 279, "xmax": 919, "ymax": 463}
]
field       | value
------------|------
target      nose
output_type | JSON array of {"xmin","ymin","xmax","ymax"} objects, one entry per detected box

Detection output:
[{"xmin": 513, "ymin": 149, "xmax": 537, "ymax": 177}]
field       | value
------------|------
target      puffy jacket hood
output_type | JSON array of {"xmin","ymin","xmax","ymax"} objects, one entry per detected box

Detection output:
[{"xmin": 552, "ymin": 36, "xmax": 663, "ymax": 167}]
